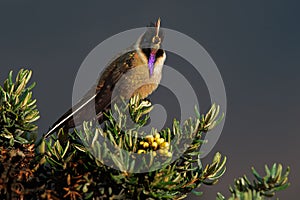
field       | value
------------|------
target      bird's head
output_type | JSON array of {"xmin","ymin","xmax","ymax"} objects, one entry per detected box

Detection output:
[{"xmin": 137, "ymin": 18, "xmax": 166, "ymax": 77}]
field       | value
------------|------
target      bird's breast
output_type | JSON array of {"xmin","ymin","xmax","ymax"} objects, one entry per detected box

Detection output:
[
  {"xmin": 113, "ymin": 64, "xmax": 163, "ymax": 99},
  {"xmin": 111, "ymin": 50, "xmax": 165, "ymax": 99}
]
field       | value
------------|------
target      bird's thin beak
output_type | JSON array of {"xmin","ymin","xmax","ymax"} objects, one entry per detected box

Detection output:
[
  {"xmin": 148, "ymin": 18, "xmax": 162, "ymax": 77},
  {"xmin": 152, "ymin": 18, "xmax": 161, "ymax": 49},
  {"xmin": 155, "ymin": 18, "xmax": 161, "ymax": 38}
]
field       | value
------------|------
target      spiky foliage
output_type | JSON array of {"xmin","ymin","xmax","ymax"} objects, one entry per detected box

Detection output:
[
  {"xmin": 216, "ymin": 163, "xmax": 290, "ymax": 200},
  {"xmin": 37, "ymin": 138, "xmax": 117, "ymax": 200},
  {"xmin": 0, "ymin": 69, "xmax": 39, "ymax": 146},
  {"xmin": 0, "ymin": 69, "xmax": 42, "ymax": 199},
  {"xmin": 41, "ymin": 94, "xmax": 226, "ymax": 199},
  {"xmin": 0, "ymin": 69, "xmax": 291, "ymax": 199}
]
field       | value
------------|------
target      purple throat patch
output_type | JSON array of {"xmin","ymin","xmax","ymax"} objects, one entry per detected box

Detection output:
[{"xmin": 148, "ymin": 52, "xmax": 156, "ymax": 76}]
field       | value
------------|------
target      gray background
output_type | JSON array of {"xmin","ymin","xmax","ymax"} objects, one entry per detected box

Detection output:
[{"xmin": 0, "ymin": 1, "xmax": 299, "ymax": 199}]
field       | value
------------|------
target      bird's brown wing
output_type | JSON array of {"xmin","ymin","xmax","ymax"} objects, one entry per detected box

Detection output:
[{"xmin": 44, "ymin": 51, "xmax": 136, "ymax": 138}]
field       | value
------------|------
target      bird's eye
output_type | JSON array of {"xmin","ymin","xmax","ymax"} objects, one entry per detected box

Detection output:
[{"xmin": 152, "ymin": 36, "xmax": 161, "ymax": 45}]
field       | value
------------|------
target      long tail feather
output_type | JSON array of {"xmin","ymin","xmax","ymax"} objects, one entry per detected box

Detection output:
[{"xmin": 44, "ymin": 94, "xmax": 97, "ymax": 138}]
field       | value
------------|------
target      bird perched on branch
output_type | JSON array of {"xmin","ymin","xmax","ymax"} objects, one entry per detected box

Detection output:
[{"xmin": 44, "ymin": 18, "xmax": 166, "ymax": 138}]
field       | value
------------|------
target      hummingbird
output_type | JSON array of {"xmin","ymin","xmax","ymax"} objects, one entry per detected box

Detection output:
[{"xmin": 44, "ymin": 18, "xmax": 166, "ymax": 138}]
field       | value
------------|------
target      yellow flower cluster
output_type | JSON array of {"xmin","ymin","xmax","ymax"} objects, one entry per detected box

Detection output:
[{"xmin": 137, "ymin": 133, "xmax": 171, "ymax": 157}]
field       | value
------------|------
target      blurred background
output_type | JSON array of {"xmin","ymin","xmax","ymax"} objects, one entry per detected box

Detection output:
[{"xmin": 0, "ymin": 1, "xmax": 299, "ymax": 199}]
